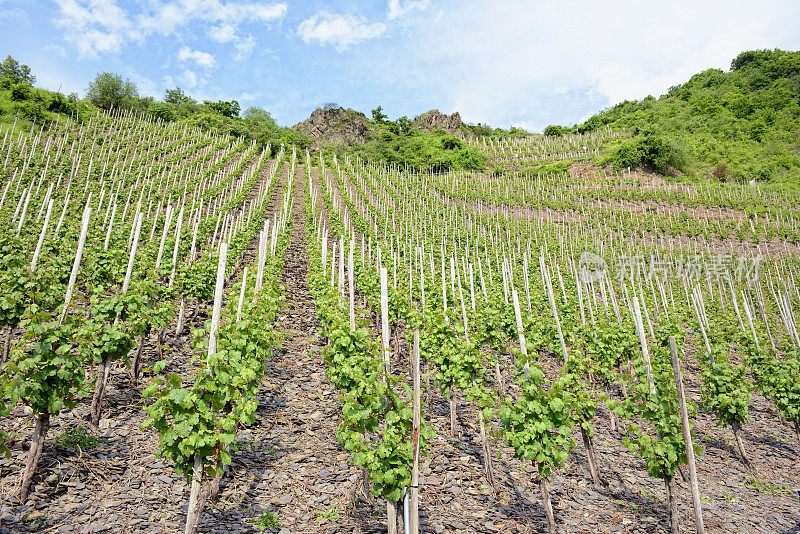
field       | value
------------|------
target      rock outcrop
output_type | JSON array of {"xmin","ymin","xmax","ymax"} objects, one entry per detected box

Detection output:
[
  {"xmin": 413, "ymin": 109, "xmax": 471, "ymax": 138},
  {"xmin": 292, "ymin": 107, "xmax": 369, "ymax": 145}
]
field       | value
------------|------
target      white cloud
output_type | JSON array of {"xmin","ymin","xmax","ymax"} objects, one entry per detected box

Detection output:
[
  {"xmin": 182, "ymin": 69, "xmax": 198, "ymax": 88},
  {"xmin": 234, "ymin": 36, "xmax": 256, "ymax": 61},
  {"xmin": 54, "ymin": 0, "xmax": 132, "ymax": 57},
  {"xmin": 387, "ymin": 0, "xmax": 429, "ymax": 19},
  {"xmin": 209, "ymin": 23, "xmax": 237, "ymax": 43},
  {"xmin": 298, "ymin": 12, "xmax": 386, "ymax": 51},
  {"xmin": 53, "ymin": 1, "xmax": 287, "ymax": 57},
  {"xmin": 178, "ymin": 46, "xmax": 215, "ymax": 67},
  {"xmin": 138, "ymin": 1, "xmax": 287, "ymax": 36},
  {"xmin": 0, "ymin": 6, "xmax": 29, "ymax": 24},
  {"xmin": 402, "ymin": 0, "xmax": 800, "ymax": 128}
]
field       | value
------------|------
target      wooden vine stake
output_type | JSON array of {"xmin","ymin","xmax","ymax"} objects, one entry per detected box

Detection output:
[
  {"xmin": 185, "ymin": 243, "xmax": 227, "ymax": 534},
  {"xmin": 91, "ymin": 212, "xmax": 142, "ymax": 426},
  {"xmin": 380, "ymin": 266, "xmax": 391, "ymax": 373},
  {"xmin": 539, "ymin": 256, "xmax": 568, "ymax": 362},
  {"xmin": 236, "ymin": 266, "xmax": 248, "ymax": 322},
  {"xmin": 632, "ymin": 297, "xmax": 655, "ymax": 395},
  {"xmin": 59, "ymin": 204, "xmax": 92, "ymax": 324},
  {"xmin": 512, "ymin": 289, "xmax": 529, "ymax": 379},
  {"xmin": 409, "ymin": 329, "xmax": 421, "ymax": 534},
  {"xmin": 379, "ymin": 265, "xmax": 399, "ymax": 533},
  {"xmin": 29, "ymin": 198, "xmax": 53, "ymax": 273},
  {"xmin": 349, "ymin": 239, "xmax": 355, "ymax": 331},
  {"xmin": 670, "ymin": 336, "xmax": 705, "ymax": 534}
]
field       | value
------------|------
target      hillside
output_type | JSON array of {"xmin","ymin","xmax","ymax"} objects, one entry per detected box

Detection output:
[
  {"xmin": 4, "ymin": 48, "xmax": 800, "ymax": 534},
  {"xmin": 549, "ymin": 49, "xmax": 800, "ymax": 182}
]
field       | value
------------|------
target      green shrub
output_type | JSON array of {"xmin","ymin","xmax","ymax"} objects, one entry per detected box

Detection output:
[
  {"xmin": 543, "ymin": 125, "xmax": 564, "ymax": 137},
  {"xmin": 602, "ymin": 132, "xmax": 689, "ymax": 175},
  {"xmin": 55, "ymin": 426, "xmax": 106, "ymax": 449},
  {"xmin": 15, "ymin": 101, "xmax": 45, "ymax": 122},
  {"xmin": 147, "ymin": 102, "xmax": 177, "ymax": 122},
  {"xmin": 47, "ymin": 92, "xmax": 74, "ymax": 114},
  {"xmin": 250, "ymin": 511, "xmax": 282, "ymax": 530},
  {"xmin": 10, "ymin": 83, "xmax": 32, "ymax": 101},
  {"xmin": 610, "ymin": 138, "xmax": 643, "ymax": 170}
]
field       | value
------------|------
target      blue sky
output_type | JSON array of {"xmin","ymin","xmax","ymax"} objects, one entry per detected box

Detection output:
[{"xmin": 1, "ymin": 0, "xmax": 800, "ymax": 131}]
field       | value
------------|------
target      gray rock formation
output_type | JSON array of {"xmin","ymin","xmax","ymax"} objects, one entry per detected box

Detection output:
[
  {"xmin": 413, "ymin": 109, "xmax": 472, "ymax": 138},
  {"xmin": 292, "ymin": 107, "xmax": 369, "ymax": 145}
]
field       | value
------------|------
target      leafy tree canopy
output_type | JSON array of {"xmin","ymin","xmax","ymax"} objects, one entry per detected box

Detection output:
[
  {"xmin": 203, "ymin": 99, "xmax": 240, "ymax": 118},
  {"xmin": 86, "ymin": 72, "xmax": 139, "ymax": 110}
]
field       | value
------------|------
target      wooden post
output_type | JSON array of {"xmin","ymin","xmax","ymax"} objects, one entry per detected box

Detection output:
[
  {"xmin": 387, "ymin": 500, "xmax": 398, "ymax": 534},
  {"xmin": 339, "ymin": 235, "xmax": 345, "ymax": 299},
  {"xmin": 29, "ymin": 198, "xmax": 53, "ymax": 273},
  {"xmin": 741, "ymin": 290, "xmax": 760, "ymax": 349},
  {"xmin": 670, "ymin": 336, "xmax": 705, "ymax": 534},
  {"xmin": 632, "ymin": 297, "xmax": 655, "ymax": 394},
  {"xmin": 690, "ymin": 288, "xmax": 713, "ymax": 361},
  {"xmin": 59, "ymin": 205, "xmax": 91, "ymax": 324},
  {"xmin": 410, "ymin": 330, "xmax": 421, "ymax": 534},
  {"xmin": 184, "ymin": 454, "xmax": 209, "ymax": 534},
  {"xmin": 523, "ymin": 252, "xmax": 531, "ymax": 312},
  {"xmin": 236, "ymin": 266, "xmax": 248, "ymax": 323},
  {"xmin": 380, "ymin": 266, "xmax": 391, "ymax": 374},
  {"xmin": 154, "ymin": 204, "xmax": 173, "ymax": 269},
  {"xmin": 512, "ymin": 289, "xmax": 529, "ymax": 379},
  {"xmin": 349, "ymin": 239, "xmax": 355, "ymax": 331},
  {"xmin": 540, "ymin": 256, "xmax": 569, "ymax": 362},
  {"xmin": 208, "ymin": 243, "xmax": 228, "ymax": 358}
]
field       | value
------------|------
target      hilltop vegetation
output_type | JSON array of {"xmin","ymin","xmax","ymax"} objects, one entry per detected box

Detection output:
[
  {"xmin": 546, "ymin": 49, "xmax": 800, "ymax": 182},
  {"xmin": 295, "ymin": 105, "xmax": 508, "ymax": 173},
  {"xmin": 0, "ymin": 59, "xmax": 307, "ymax": 155},
  {"xmin": 5, "ymin": 49, "xmax": 800, "ymax": 180},
  {"xmin": 345, "ymin": 107, "xmax": 493, "ymax": 173}
]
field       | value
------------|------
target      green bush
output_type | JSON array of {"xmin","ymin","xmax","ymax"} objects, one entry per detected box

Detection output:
[
  {"xmin": 602, "ymin": 132, "xmax": 688, "ymax": 175},
  {"xmin": 543, "ymin": 125, "xmax": 564, "ymax": 137},
  {"xmin": 147, "ymin": 102, "xmax": 177, "ymax": 122},
  {"xmin": 10, "ymin": 83, "xmax": 32, "ymax": 101},
  {"xmin": 15, "ymin": 101, "xmax": 46, "ymax": 122},
  {"xmin": 55, "ymin": 426, "xmax": 105, "ymax": 449},
  {"xmin": 346, "ymin": 129, "xmax": 486, "ymax": 173},
  {"xmin": 47, "ymin": 92, "xmax": 74, "ymax": 114}
]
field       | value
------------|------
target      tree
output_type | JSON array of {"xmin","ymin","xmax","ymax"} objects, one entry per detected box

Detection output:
[
  {"xmin": 322, "ymin": 102, "xmax": 339, "ymax": 112},
  {"xmin": 397, "ymin": 116, "xmax": 412, "ymax": 135},
  {"xmin": 0, "ymin": 56, "xmax": 35, "ymax": 85},
  {"xmin": 543, "ymin": 125, "xmax": 564, "ymax": 137},
  {"xmin": 86, "ymin": 72, "xmax": 139, "ymax": 110},
  {"xmin": 164, "ymin": 87, "xmax": 195, "ymax": 106},
  {"xmin": 147, "ymin": 102, "xmax": 177, "ymax": 122},
  {"xmin": 242, "ymin": 106, "xmax": 275, "ymax": 124},
  {"xmin": 372, "ymin": 105, "xmax": 388, "ymax": 123},
  {"xmin": 203, "ymin": 100, "xmax": 240, "ymax": 118}
]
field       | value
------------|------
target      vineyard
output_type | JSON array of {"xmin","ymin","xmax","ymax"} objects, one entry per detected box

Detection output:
[{"xmin": 1, "ymin": 108, "xmax": 800, "ymax": 534}]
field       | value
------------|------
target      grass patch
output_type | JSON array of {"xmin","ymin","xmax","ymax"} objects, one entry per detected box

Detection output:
[
  {"xmin": 744, "ymin": 473, "xmax": 790, "ymax": 494},
  {"xmin": 250, "ymin": 510, "xmax": 282, "ymax": 530},
  {"xmin": 54, "ymin": 426, "xmax": 106, "ymax": 450},
  {"xmin": 314, "ymin": 505, "xmax": 339, "ymax": 524}
]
